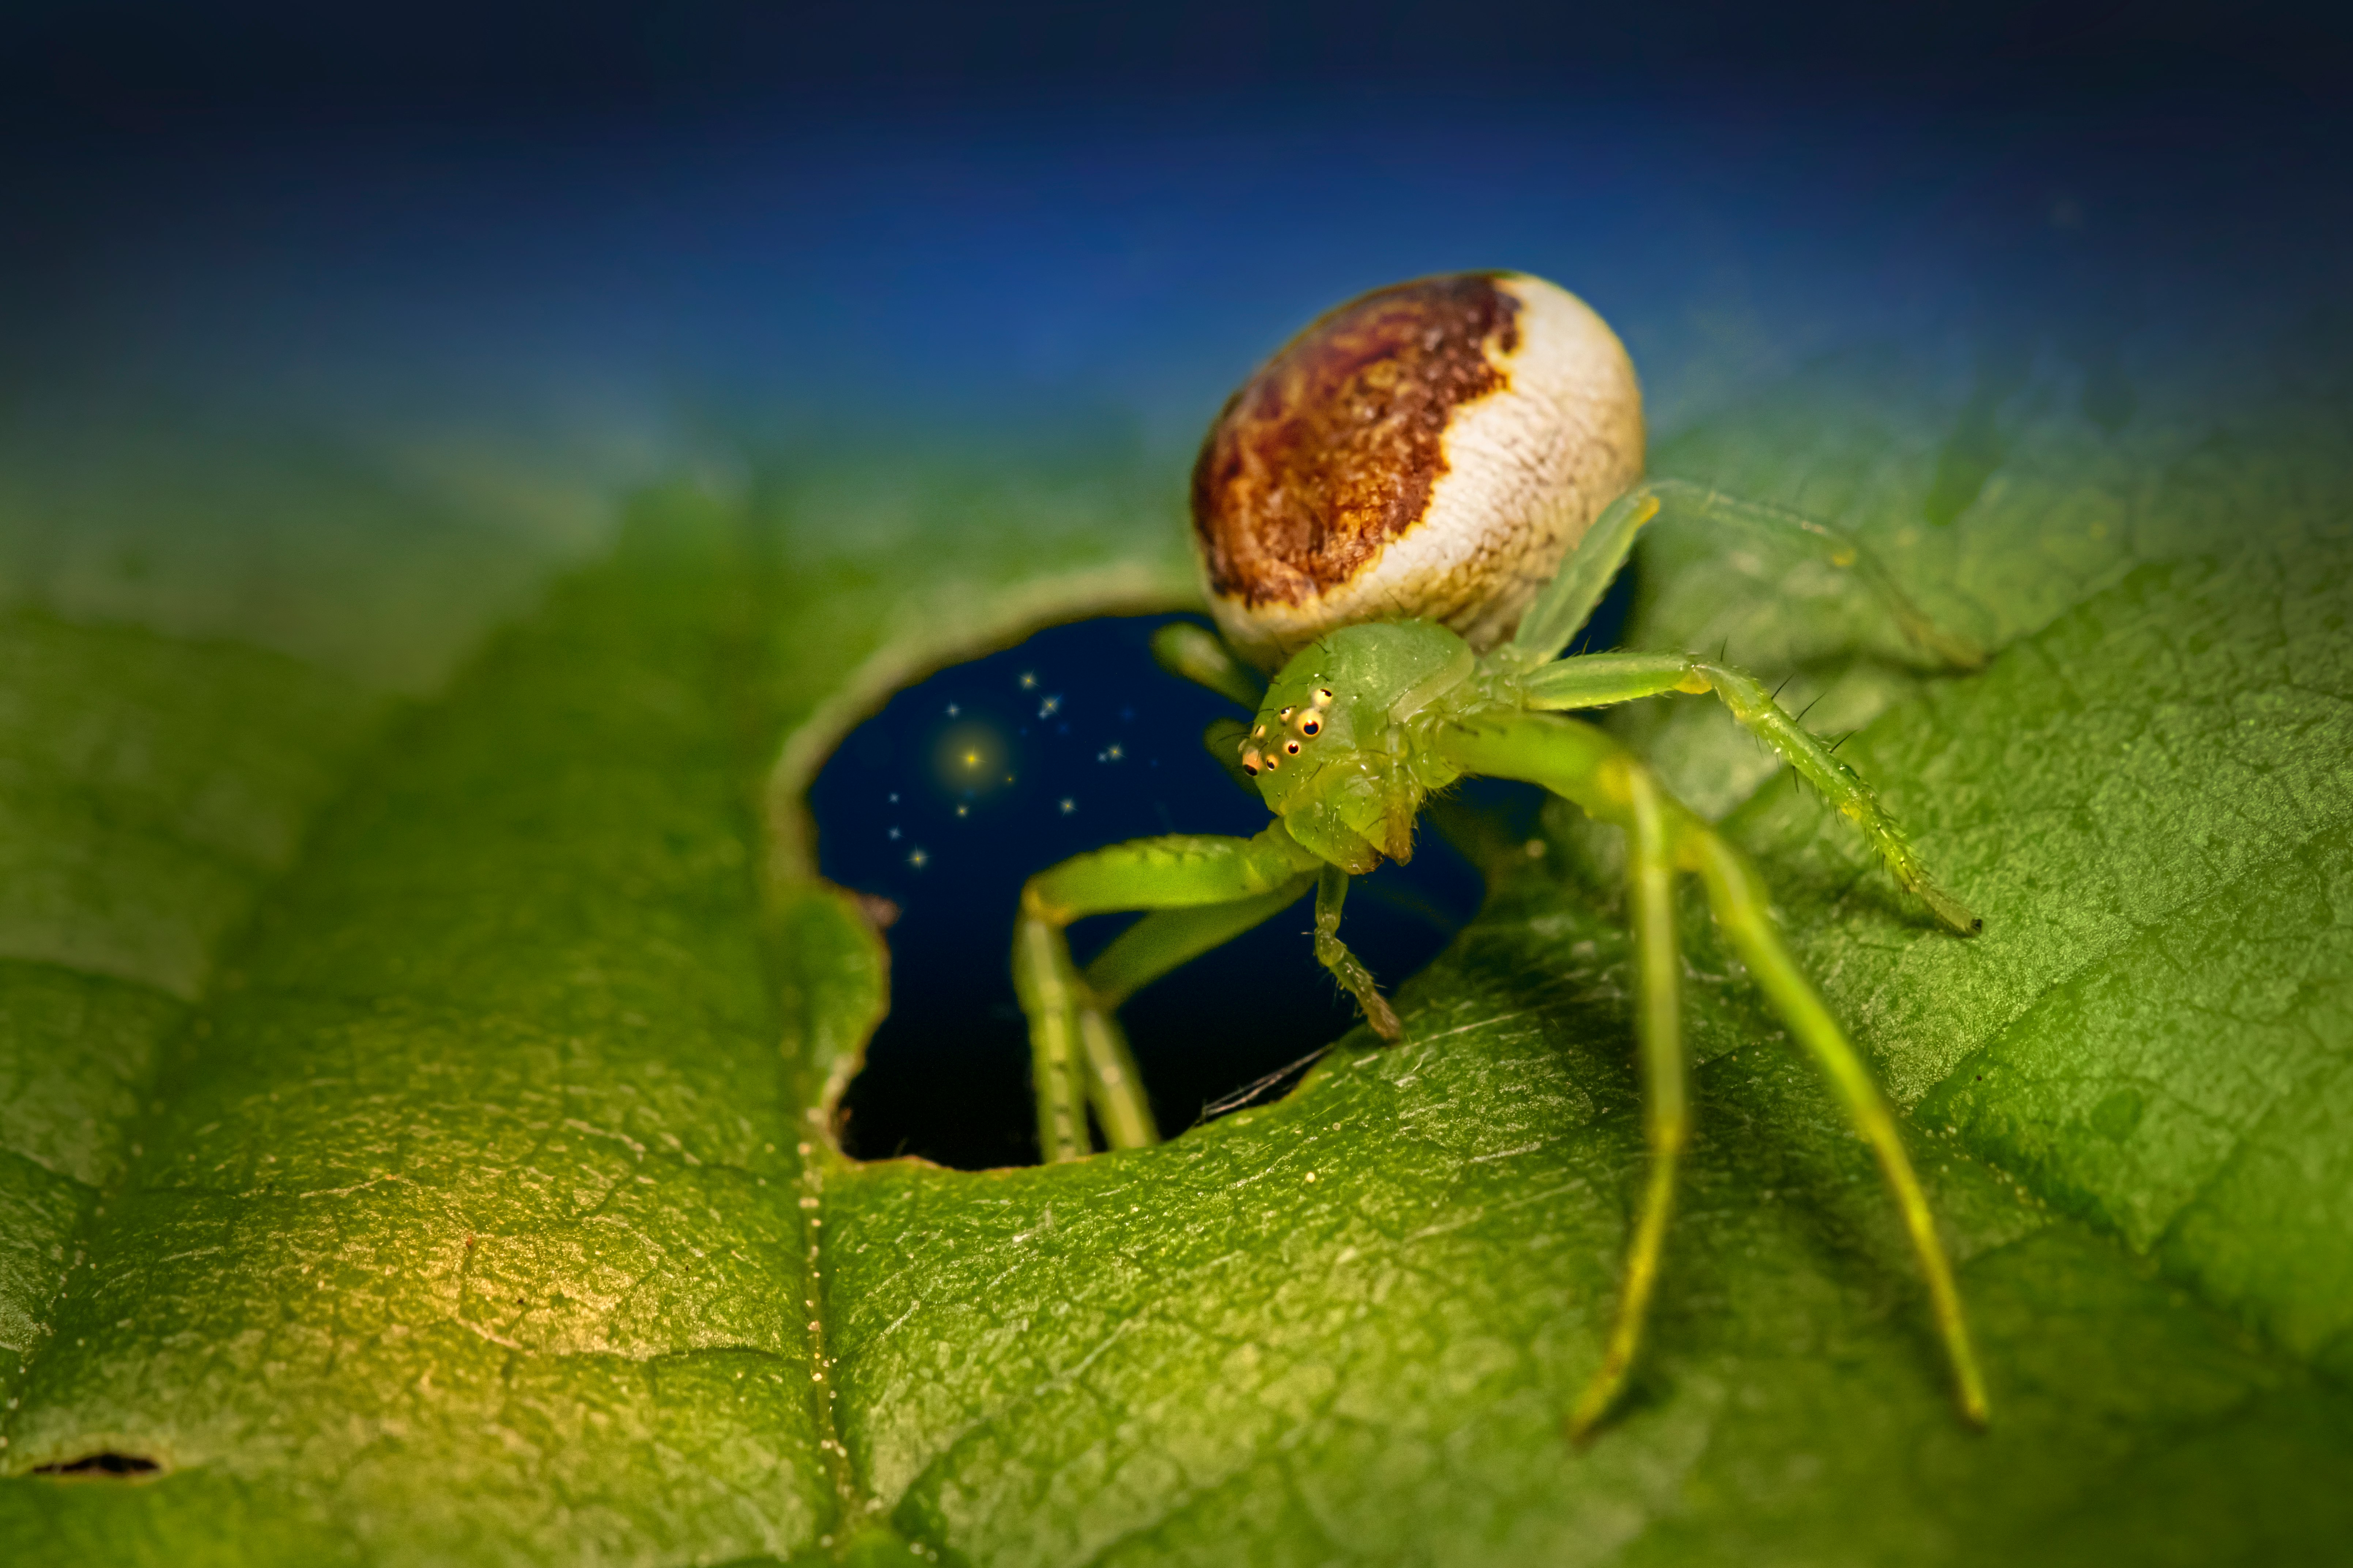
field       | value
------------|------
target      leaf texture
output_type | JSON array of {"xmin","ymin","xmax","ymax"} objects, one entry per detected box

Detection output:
[{"xmin": 3, "ymin": 342, "xmax": 2350, "ymax": 1565}]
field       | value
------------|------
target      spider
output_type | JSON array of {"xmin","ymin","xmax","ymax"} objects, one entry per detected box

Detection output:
[{"xmin": 1009, "ymin": 271, "xmax": 1988, "ymax": 1440}]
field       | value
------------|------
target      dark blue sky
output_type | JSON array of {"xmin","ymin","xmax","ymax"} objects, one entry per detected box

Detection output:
[
  {"xmin": 5, "ymin": 1, "xmax": 2348, "ymax": 459},
  {"xmin": 7, "ymin": 2, "xmax": 2347, "ymax": 132}
]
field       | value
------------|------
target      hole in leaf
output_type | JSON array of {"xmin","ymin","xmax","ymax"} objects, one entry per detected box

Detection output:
[
  {"xmin": 811, "ymin": 614, "xmax": 1489, "ymax": 1169},
  {"xmin": 34, "ymin": 1451, "xmax": 163, "ymax": 1478}
]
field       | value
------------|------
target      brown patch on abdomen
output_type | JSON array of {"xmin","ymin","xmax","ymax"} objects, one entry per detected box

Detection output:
[{"xmin": 1191, "ymin": 273, "xmax": 1521, "ymax": 607}]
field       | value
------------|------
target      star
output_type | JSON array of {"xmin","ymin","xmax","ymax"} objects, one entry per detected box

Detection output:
[
  {"xmin": 908, "ymin": 848, "xmax": 929, "ymax": 869},
  {"xmin": 1019, "ymin": 672, "xmax": 1038, "ymax": 690},
  {"xmin": 1038, "ymin": 695, "xmax": 1061, "ymax": 718},
  {"xmin": 1058, "ymin": 797, "xmax": 1076, "ymax": 814}
]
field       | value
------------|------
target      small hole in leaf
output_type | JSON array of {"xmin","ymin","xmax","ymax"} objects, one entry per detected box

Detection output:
[
  {"xmin": 34, "ymin": 1452, "xmax": 162, "ymax": 1478},
  {"xmin": 811, "ymin": 614, "xmax": 1485, "ymax": 1169}
]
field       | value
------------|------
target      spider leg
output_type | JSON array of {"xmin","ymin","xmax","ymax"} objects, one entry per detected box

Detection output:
[
  {"xmin": 1151, "ymin": 620, "xmax": 1269, "ymax": 707},
  {"xmin": 1522, "ymin": 651, "xmax": 1980, "ymax": 935},
  {"xmin": 1068, "ymin": 880, "xmax": 1321, "ymax": 1149},
  {"xmin": 1640, "ymin": 477, "xmax": 1986, "ymax": 670},
  {"xmin": 1566, "ymin": 763, "xmax": 1686, "ymax": 1443},
  {"xmin": 1013, "ymin": 913, "xmax": 1097, "ymax": 1162},
  {"xmin": 1150, "ymin": 622, "xmax": 1275, "ymax": 795},
  {"xmin": 1315, "ymin": 865, "xmax": 1402, "ymax": 1041},
  {"xmin": 1072, "ymin": 1005, "xmax": 1155, "ymax": 1153},
  {"xmin": 1017, "ymin": 825, "xmax": 1322, "ymax": 1160},
  {"xmin": 1083, "ymin": 884, "xmax": 1315, "ymax": 1007},
  {"xmin": 1691, "ymin": 826, "xmax": 1990, "ymax": 1427},
  {"xmin": 1503, "ymin": 478, "xmax": 1984, "ymax": 673},
  {"xmin": 1437, "ymin": 713, "xmax": 1987, "ymax": 1436},
  {"xmin": 1504, "ymin": 487, "xmax": 1664, "ymax": 667}
]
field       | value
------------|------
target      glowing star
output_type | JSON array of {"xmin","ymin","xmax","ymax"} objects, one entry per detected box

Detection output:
[
  {"xmin": 1019, "ymin": 672, "xmax": 1038, "ymax": 690},
  {"xmin": 934, "ymin": 721, "xmax": 1009, "ymax": 799},
  {"xmin": 1058, "ymin": 798, "xmax": 1076, "ymax": 814},
  {"xmin": 907, "ymin": 848, "xmax": 928, "ymax": 869},
  {"xmin": 955, "ymin": 804, "xmax": 970, "ymax": 818},
  {"xmin": 1039, "ymin": 696, "xmax": 1062, "ymax": 718}
]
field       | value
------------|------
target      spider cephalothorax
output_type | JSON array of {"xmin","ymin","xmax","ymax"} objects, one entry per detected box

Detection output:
[
  {"xmin": 1010, "ymin": 270, "xmax": 1988, "ymax": 1443},
  {"xmin": 1239, "ymin": 620, "xmax": 1481, "ymax": 870}
]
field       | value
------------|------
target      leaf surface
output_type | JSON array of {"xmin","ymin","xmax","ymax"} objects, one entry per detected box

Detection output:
[{"xmin": 4, "ymin": 345, "xmax": 2350, "ymax": 1565}]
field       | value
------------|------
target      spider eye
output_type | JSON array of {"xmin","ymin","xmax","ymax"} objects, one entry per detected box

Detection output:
[
  {"xmin": 1285, "ymin": 740, "xmax": 1301, "ymax": 755},
  {"xmin": 1279, "ymin": 707, "xmax": 1293, "ymax": 719},
  {"xmin": 1300, "ymin": 717, "xmax": 1320, "ymax": 736},
  {"xmin": 1316, "ymin": 688, "xmax": 1333, "ymax": 701}
]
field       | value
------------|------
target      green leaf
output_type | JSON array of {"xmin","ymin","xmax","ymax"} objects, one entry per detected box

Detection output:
[{"xmin": 5, "ymin": 341, "xmax": 2351, "ymax": 1565}]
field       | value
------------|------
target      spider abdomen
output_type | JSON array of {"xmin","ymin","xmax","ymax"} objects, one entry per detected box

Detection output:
[{"xmin": 1192, "ymin": 270, "xmax": 1644, "ymax": 671}]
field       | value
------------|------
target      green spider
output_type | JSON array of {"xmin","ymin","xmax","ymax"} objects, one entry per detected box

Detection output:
[{"xmin": 1008, "ymin": 271, "xmax": 1988, "ymax": 1440}]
